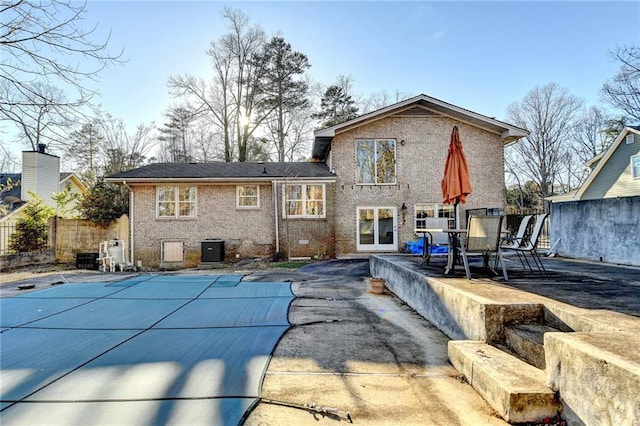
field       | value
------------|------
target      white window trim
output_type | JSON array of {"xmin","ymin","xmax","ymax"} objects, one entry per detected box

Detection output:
[
  {"xmin": 282, "ymin": 183, "xmax": 326, "ymax": 219},
  {"xmin": 626, "ymin": 134, "xmax": 635, "ymax": 144},
  {"xmin": 632, "ymin": 154, "xmax": 640, "ymax": 179},
  {"xmin": 355, "ymin": 138, "xmax": 397, "ymax": 185},
  {"xmin": 413, "ymin": 203, "xmax": 455, "ymax": 232},
  {"xmin": 236, "ymin": 185, "xmax": 260, "ymax": 209},
  {"xmin": 156, "ymin": 186, "xmax": 197, "ymax": 219}
]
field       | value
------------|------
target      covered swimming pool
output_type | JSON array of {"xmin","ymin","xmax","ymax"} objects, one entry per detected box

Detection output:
[{"xmin": 0, "ymin": 273, "xmax": 294, "ymax": 425}]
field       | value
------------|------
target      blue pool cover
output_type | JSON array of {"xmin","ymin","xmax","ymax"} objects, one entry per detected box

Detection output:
[{"xmin": 0, "ymin": 274, "xmax": 294, "ymax": 425}]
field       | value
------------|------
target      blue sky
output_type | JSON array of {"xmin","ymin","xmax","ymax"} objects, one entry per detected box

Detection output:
[{"xmin": 4, "ymin": 1, "xmax": 640, "ymax": 160}]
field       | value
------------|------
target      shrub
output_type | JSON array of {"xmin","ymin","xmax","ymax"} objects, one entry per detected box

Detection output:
[
  {"xmin": 79, "ymin": 178, "xmax": 129, "ymax": 228},
  {"xmin": 9, "ymin": 194, "xmax": 55, "ymax": 252}
]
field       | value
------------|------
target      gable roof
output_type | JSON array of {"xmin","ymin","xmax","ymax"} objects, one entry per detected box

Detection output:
[
  {"xmin": 568, "ymin": 126, "xmax": 640, "ymax": 201},
  {"xmin": 312, "ymin": 93, "xmax": 529, "ymax": 160},
  {"xmin": 60, "ymin": 172, "xmax": 88, "ymax": 193},
  {"xmin": 1, "ymin": 172, "xmax": 86, "ymax": 205},
  {"xmin": 105, "ymin": 162, "xmax": 336, "ymax": 183}
]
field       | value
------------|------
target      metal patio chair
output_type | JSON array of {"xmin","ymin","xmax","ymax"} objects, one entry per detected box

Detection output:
[
  {"xmin": 457, "ymin": 215, "xmax": 508, "ymax": 281},
  {"xmin": 500, "ymin": 214, "xmax": 533, "ymax": 250},
  {"xmin": 502, "ymin": 213, "xmax": 549, "ymax": 275}
]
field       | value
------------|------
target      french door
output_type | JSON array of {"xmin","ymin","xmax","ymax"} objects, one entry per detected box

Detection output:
[{"xmin": 356, "ymin": 206, "xmax": 397, "ymax": 251}]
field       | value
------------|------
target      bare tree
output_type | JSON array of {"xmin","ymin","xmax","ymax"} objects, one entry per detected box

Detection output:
[
  {"xmin": 359, "ymin": 89, "xmax": 415, "ymax": 114},
  {"xmin": 602, "ymin": 45, "xmax": 640, "ymax": 122},
  {"xmin": 0, "ymin": 143, "xmax": 18, "ymax": 172},
  {"xmin": 506, "ymin": 83, "xmax": 583, "ymax": 199},
  {"xmin": 570, "ymin": 106, "xmax": 616, "ymax": 164},
  {"xmin": 1, "ymin": 0, "xmax": 123, "ymax": 147},
  {"xmin": 168, "ymin": 7, "xmax": 267, "ymax": 162},
  {"xmin": 96, "ymin": 113, "xmax": 156, "ymax": 175},
  {"xmin": 1, "ymin": 80, "xmax": 75, "ymax": 151}
]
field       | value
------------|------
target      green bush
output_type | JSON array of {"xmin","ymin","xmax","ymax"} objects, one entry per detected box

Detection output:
[
  {"xmin": 9, "ymin": 194, "xmax": 55, "ymax": 252},
  {"xmin": 79, "ymin": 178, "xmax": 129, "ymax": 228}
]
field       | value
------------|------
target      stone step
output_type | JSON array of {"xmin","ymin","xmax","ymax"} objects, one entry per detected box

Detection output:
[
  {"xmin": 504, "ymin": 323, "xmax": 562, "ymax": 370},
  {"xmin": 448, "ymin": 340, "xmax": 561, "ymax": 424}
]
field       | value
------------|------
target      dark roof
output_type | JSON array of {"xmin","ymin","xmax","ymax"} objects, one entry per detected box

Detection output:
[
  {"xmin": 312, "ymin": 93, "xmax": 529, "ymax": 160},
  {"xmin": 105, "ymin": 162, "xmax": 336, "ymax": 182},
  {"xmin": 1, "ymin": 172, "xmax": 79, "ymax": 203},
  {"xmin": 0, "ymin": 173, "xmax": 22, "ymax": 200}
]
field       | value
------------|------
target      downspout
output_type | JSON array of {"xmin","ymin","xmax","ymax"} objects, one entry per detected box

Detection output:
[
  {"xmin": 123, "ymin": 180, "xmax": 134, "ymax": 265},
  {"xmin": 272, "ymin": 180, "xmax": 279, "ymax": 254}
]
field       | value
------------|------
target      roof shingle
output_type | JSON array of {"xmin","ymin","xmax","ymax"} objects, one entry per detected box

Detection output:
[{"xmin": 105, "ymin": 162, "xmax": 335, "ymax": 181}]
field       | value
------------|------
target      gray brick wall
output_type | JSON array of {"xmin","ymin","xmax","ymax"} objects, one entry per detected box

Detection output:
[
  {"xmin": 132, "ymin": 184, "xmax": 275, "ymax": 267},
  {"xmin": 330, "ymin": 115, "xmax": 506, "ymax": 254}
]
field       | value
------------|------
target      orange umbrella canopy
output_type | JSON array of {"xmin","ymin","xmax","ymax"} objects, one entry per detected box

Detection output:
[{"xmin": 441, "ymin": 126, "xmax": 472, "ymax": 205}]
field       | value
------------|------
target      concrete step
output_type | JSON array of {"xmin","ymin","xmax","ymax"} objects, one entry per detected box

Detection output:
[
  {"xmin": 504, "ymin": 323, "xmax": 561, "ymax": 370},
  {"xmin": 448, "ymin": 340, "xmax": 561, "ymax": 424}
]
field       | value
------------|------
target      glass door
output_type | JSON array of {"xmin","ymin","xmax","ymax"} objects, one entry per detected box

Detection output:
[{"xmin": 357, "ymin": 207, "xmax": 397, "ymax": 251}]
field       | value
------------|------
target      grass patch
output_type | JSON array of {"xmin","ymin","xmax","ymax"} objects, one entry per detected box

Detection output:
[{"xmin": 269, "ymin": 260, "xmax": 313, "ymax": 269}]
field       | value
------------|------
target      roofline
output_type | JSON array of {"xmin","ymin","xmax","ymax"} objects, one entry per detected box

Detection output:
[
  {"xmin": 314, "ymin": 93, "xmax": 529, "ymax": 143},
  {"xmin": 105, "ymin": 176, "xmax": 337, "ymax": 185},
  {"xmin": 60, "ymin": 173, "xmax": 88, "ymax": 193},
  {"xmin": 573, "ymin": 126, "xmax": 640, "ymax": 201}
]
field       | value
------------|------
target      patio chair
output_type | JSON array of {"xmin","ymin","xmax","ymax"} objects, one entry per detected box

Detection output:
[
  {"xmin": 500, "ymin": 215, "xmax": 533, "ymax": 250},
  {"xmin": 502, "ymin": 213, "xmax": 549, "ymax": 275},
  {"xmin": 457, "ymin": 215, "xmax": 508, "ymax": 280}
]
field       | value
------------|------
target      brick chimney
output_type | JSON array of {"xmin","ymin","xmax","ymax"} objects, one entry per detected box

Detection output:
[{"xmin": 21, "ymin": 145, "xmax": 61, "ymax": 208}]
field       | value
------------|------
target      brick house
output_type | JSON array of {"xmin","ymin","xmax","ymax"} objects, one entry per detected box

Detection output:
[
  {"xmin": 106, "ymin": 94, "xmax": 527, "ymax": 267},
  {"xmin": 106, "ymin": 162, "xmax": 336, "ymax": 268},
  {"xmin": 312, "ymin": 94, "xmax": 527, "ymax": 255}
]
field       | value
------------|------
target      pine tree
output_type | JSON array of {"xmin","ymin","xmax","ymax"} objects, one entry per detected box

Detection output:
[
  {"xmin": 8, "ymin": 193, "xmax": 55, "ymax": 252},
  {"xmin": 255, "ymin": 36, "xmax": 311, "ymax": 161},
  {"xmin": 313, "ymin": 85, "xmax": 359, "ymax": 128}
]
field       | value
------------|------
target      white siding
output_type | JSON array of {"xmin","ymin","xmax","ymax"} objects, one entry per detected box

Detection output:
[{"xmin": 21, "ymin": 151, "xmax": 61, "ymax": 208}]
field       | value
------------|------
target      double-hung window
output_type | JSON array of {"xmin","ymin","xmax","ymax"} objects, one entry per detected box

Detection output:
[
  {"xmin": 157, "ymin": 186, "xmax": 196, "ymax": 218},
  {"xmin": 356, "ymin": 139, "xmax": 396, "ymax": 184},
  {"xmin": 414, "ymin": 203, "xmax": 455, "ymax": 230},
  {"xmin": 237, "ymin": 185, "xmax": 260, "ymax": 208},
  {"xmin": 283, "ymin": 184, "xmax": 325, "ymax": 218}
]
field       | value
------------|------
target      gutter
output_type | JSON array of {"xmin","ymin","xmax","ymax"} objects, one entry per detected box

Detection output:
[
  {"xmin": 272, "ymin": 180, "xmax": 279, "ymax": 254},
  {"xmin": 122, "ymin": 180, "xmax": 134, "ymax": 265}
]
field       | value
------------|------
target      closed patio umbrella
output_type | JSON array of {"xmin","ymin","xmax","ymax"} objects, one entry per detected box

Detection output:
[{"xmin": 441, "ymin": 125, "xmax": 472, "ymax": 228}]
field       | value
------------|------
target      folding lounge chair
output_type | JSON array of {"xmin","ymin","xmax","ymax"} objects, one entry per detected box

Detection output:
[
  {"xmin": 457, "ymin": 215, "xmax": 508, "ymax": 281},
  {"xmin": 502, "ymin": 213, "xmax": 549, "ymax": 275},
  {"xmin": 500, "ymin": 214, "xmax": 533, "ymax": 250}
]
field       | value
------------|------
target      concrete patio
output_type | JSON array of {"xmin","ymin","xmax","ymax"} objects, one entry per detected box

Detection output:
[{"xmin": 370, "ymin": 254, "xmax": 640, "ymax": 425}]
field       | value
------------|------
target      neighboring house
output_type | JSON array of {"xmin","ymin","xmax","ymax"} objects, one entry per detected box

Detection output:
[
  {"xmin": 105, "ymin": 162, "xmax": 337, "ymax": 268},
  {"xmin": 106, "ymin": 94, "xmax": 528, "ymax": 268},
  {"xmin": 549, "ymin": 126, "xmax": 640, "ymax": 266},
  {"xmin": 0, "ymin": 150, "xmax": 87, "ymax": 216},
  {"xmin": 551, "ymin": 126, "xmax": 640, "ymax": 202},
  {"xmin": 0, "ymin": 147, "xmax": 88, "ymax": 254},
  {"xmin": 312, "ymin": 94, "xmax": 528, "ymax": 255}
]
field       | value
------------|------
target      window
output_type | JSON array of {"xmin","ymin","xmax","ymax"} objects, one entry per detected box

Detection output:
[
  {"xmin": 237, "ymin": 185, "xmax": 259, "ymax": 208},
  {"xmin": 632, "ymin": 155, "xmax": 640, "ymax": 179},
  {"xmin": 283, "ymin": 184, "xmax": 325, "ymax": 218},
  {"xmin": 414, "ymin": 203, "xmax": 455, "ymax": 230},
  {"xmin": 157, "ymin": 186, "xmax": 196, "ymax": 218},
  {"xmin": 626, "ymin": 134, "xmax": 635, "ymax": 144},
  {"xmin": 356, "ymin": 139, "xmax": 396, "ymax": 184}
]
